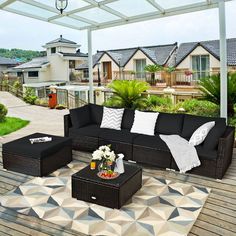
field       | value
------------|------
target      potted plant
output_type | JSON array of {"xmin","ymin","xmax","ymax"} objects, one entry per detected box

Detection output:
[{"xmin": 144, "ymin": 64, "xmax": 163, "ymax": 86}]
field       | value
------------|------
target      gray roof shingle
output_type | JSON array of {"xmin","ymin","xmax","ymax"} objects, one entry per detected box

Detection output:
[
  {"xmin": 76, "ymin": 43, "xmax": 177, "ymax": 70},
  {"xmin": 176, "ymin": 38, "xmax": 236, "ymax": 66},
  {"xmin": 0, "ymin": 56, "xmax": 18, "ymax": 65},
  {"xmin": 60, "ymin": 52, "xmax": 88, "ymax": 58},
  {"xmin": 13, "ymin": 57, "xmax": 49, "ymax": 70},
  {"xmin": 46, "ymin": 35, "xmax": 76, "ymax": 45}
]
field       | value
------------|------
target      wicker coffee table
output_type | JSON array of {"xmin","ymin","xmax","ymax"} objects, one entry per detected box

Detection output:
[{"xmin": 72, "ymin": 162, "xmax": 142, "ymax": 209}]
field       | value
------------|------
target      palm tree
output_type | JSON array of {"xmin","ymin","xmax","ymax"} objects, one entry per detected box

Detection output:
[
  {"xmin": 199, "ymin": 72, "xmax": 236, "ymax": 116},
  {"xmin": 144, "ymin": 64, "xmax": 163, "ymax": 85},
  {"xmin": 104, "ymin": 80, "xmax": 150, "ymax": 109}
]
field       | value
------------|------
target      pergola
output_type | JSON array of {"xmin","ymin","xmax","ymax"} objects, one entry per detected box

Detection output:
[{"xmin": 0, "ymin": 0, "xmax": 234, "ymax": 119}]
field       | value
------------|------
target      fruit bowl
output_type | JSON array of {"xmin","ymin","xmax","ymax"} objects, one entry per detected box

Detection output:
[{"xmin": 97, "ymin": 170, "xmax": 120, "ymax": 180}]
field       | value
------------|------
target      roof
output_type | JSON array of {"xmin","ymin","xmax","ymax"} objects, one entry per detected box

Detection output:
[
  {"xmin": 59, "ymin": 51, "xmax": 88, "ymax": 58},
  {"xmin": 76, "ymin": 43, "xmax": 177, "ymax": 69},
  {"xmin": 0, "ymin": 0, "xmax": 232, "ymax": 31},
  {"xmin": 46, "ymin": 35, "xmax": 76, "ymax": 45},
  {"xmin": 0, "ymin": 56, "xmax": 18, "ymax": 65},
  {"xmin": 23, "ymin": 81, "xmax": 66, "ymax": 88},
  {"xmin": 13, "ymin": 57, "xmax": 49, "ymax": 70},
  {"xmin": 176, "ymin": 38, "xmax": 236, "ymax": 66}
]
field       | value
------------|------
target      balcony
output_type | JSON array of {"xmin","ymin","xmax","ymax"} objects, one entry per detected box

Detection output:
[{"xmin": 112, "ymin": 70, "xmax": 221, "ymax": 88}]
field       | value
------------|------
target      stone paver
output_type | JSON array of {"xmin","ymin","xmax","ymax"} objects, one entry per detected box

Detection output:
[{"xmin": 0, "ymin": 92, "xmax": 68, "ymax": 143}]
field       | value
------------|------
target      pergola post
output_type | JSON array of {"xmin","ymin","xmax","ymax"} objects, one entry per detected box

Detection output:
[
  {"xmin": 87, "ymin": 29, "xmax": 94, "ymax": 103},
  {"xmin": 218, "ymin": 0, "xmax": 227, "ymax": 120}
]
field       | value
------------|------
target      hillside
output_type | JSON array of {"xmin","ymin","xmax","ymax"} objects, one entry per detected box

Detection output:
[{"xmin": 0, "ymin": 48, "xmax": 46, "ymax": 62}]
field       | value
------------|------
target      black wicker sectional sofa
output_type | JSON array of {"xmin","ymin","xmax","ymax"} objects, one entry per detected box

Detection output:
[{"xmin": 64, "ymin": 103, "xmax": 235, "ymax": 179}]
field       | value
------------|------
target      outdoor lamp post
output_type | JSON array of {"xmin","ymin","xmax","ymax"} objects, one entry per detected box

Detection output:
[
  {"xmin": 55, "ymin": 0, "xmax": 68, "ymax": 14},
  {"xmin": 22, "ymin": 70, "xmax": 25, "ymax": 84},
  {"xmin": 118, "ymin": 58, "xmax": 121, "ymax": 80},
  {"xmin": 97, "ymin": 62, "xmax": 101, "ymax": 87},
  {"xmin": 121, "ymin": 66, "xmax": 125, "ymax": 80}
]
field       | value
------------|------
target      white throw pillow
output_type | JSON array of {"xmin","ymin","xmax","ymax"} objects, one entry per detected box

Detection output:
[
  {"xmin": 131, "ymin": 110, "xmax": 159, "ymax": 136},
  {"xmin": 189, "ymin": 121, "xmax": 215, "ymax": 146},
  {"xmin": 100, "ymin": 107, "xmax": 124, "ymax": 130}
]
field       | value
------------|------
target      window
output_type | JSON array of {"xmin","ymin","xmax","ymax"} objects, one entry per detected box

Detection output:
[
  {"xmin": 135, "ymin": 59, "xmax": 146, "ymax": 79},
  {"xmin": 17, "ymin": 72, "xmax": 23, "ymax": 77},
  {"xmin": 192, "ymin": 55, "xmax": 210, "ymax": 80},
  {"xmin": 28, "ymin": 71, "xmax": 39, "ymax": 77},
  {"xmin": 69, "ymin": 60, "xmax": 75, "ymax": 69},
  {"xmin": 51, "ymin": 47, "xmax": 56, "ymax": 54},
  {"xmin": 83, "ymin": 69, "xmax": 89, "ymax": 78}
]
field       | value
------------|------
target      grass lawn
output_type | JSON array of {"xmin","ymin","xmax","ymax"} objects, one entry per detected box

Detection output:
[{"xmin": 0, "ymin": 117, "xmax": 29, "ymax": 136}]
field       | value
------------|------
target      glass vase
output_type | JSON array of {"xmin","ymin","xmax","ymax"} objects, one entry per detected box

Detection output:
[{"xmin": 98, "ymin": 161, "xmax": 112, "ymax": 172}]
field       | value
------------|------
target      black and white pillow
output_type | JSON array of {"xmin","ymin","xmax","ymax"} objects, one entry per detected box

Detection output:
[
  {"xmin": 100, "ymin": 107, "xmax": 124, "ymax": 130},
  {"xmin": 189, "ymin": 121, "xmax": 215, "ymax": 146}
]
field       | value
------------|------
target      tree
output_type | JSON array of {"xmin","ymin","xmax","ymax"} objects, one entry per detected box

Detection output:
[
  {"xmin": 144, "ymin": 64, "xmax": 163, "ymax": 85},
  {"xmin": 104, "ymin": 80, "xmax": 149, "ymax": 109},
  {"xmin": 199, "ymin": 72, "xmax": 236, "ymax": 116}
]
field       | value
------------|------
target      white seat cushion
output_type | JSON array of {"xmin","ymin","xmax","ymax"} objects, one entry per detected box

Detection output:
[
  {"xmin": 100, "ymin": 107, "xmax": 124, "ymax": 130},
  {"xmin": 131, "ymin": 110, "xmax": 159, "ymax": 136},
  {"xmin": 189, "ymin": 121, "xmax": 215, "ymax": 146}
]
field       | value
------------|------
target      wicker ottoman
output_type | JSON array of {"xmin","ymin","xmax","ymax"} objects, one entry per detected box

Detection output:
[
  {"xmin": 2, "ymin": 133, "xmax": 72, "ymax": 176},
  {"xmin": 72, "ymin": 162, "xmax": 142, "ymax": 209}
]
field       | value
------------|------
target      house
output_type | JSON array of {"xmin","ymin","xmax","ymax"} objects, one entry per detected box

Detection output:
[
  {"xmin": 175, "ymin": 38, "xmax": 236, "ymax": 80},
  {"xmin": 77, "ymin": 43, "xmax": 178, "ymax": 81},
  {"xmin": 0, "ymin": 56, "xmax": 18, "ymax": 74},
  {"xmin": 11, "ymin": 35, "xmax": 88, "ymax": 84}
]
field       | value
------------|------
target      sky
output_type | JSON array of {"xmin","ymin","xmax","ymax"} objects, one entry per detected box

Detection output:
[{"xmin": 0, "ymin": 1, "xmax": 236, "ymax": 54}]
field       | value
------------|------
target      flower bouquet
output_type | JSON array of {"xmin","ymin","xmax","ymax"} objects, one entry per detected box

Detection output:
[{"xmin": 92, "ymin": 145, "xmax": 119, "ymax": 179}]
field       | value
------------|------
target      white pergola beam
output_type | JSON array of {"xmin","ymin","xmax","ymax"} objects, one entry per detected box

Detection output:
[
  {"xmin": 82, "ymin": 0, "xmax": 127, "ymax": 19},
  {"xmin": 0, "ymin": 0, "xmax": 16, "ymax": 9},
  {"xmin": 219, "ymin": 0, "xmax": 228, "ymax": 119},
  {"xmin": 87, "ymin": 29, "xmax": 94, "ymax": 103},
  {"xmin": 3, "ymin": 7, "xmax": 82, "ymax": 30},
  {"xmin": 48, "ymin": 0, "xmax": 119, "ymax": 22},
  {"xmin": 145, "ymin": 0, "xmax": 165, "ymax": 13},
  {"xmin": 80, "ymin": 0, "xmax": 230, "ymax": 30},
  {"xmin": 20, "ymin": 0, "xmax": 98, "ymax": 26}
]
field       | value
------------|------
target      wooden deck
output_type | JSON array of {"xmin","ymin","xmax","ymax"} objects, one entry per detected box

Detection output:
[{"xmin": 0, "ymin": 148, "xmax": 236, "ymax": 236}]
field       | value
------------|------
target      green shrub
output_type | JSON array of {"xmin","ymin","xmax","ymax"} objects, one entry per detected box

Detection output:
[
  {"xmin": 104, "ymin": 80, "xmax": 149, "ymax": 110},
  {"xmin": 147, "ymin": 95, "xmax": 172, "ymax": 110},
  {"xmin": 0, "ymin": 103, "xmax": 8, "ymax": 122},
  {"xmin": 174, "ymin": 99, "xmax": 219, "ymax": 117},
  {"xmin": 23, "ymin": 87, "xmax": 37, "ymax": 105},
  {"xmin": 35, "ymin": 98, "xmax": 48, "ymax": 107},
  {"xmin": 55, "ymin": 104, "xmax": 66, "ymax": 110}
]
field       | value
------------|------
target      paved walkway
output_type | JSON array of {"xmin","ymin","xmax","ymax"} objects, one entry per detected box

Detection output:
[{"xmin": 0, "ymin": 92, "xmax": 68, "ymax": 143}]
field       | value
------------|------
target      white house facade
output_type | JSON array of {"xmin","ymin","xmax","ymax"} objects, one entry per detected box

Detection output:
[{"xmin": 11, "ymin": 35, "xmax": 88, "ymax": 84}]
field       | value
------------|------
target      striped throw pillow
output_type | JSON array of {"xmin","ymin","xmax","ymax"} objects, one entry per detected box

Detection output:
[{"xmin": 100, "ymin": 107, "xmax": 124, "ymax": 130}]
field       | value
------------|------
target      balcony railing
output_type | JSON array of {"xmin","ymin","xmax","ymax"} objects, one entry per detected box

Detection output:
[{"xmin": 112, "ymin": 70, "xmax": 222, "ymax": 87}]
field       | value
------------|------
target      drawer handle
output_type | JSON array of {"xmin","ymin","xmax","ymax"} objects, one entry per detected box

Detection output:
[{"xmin": 91, "ymin": 196, "xmax": 97, "ymax": 200}]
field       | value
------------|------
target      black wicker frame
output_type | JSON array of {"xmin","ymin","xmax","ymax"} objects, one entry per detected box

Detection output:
[
  {"xmin": 3, "ymin": 143, "xmax": 72, "ymax": 177},
  {"xmin": 64, "ymin": 110, "xmax": 235, "ymax": 179},
  {"xmin": 72, "ymin": 164, "xmax": 142, "ymax": 209}
]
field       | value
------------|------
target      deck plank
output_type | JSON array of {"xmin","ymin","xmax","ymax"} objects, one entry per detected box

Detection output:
[{"xmin": 0, "ymin": 150, "xmax": 235, "ymax": 236}]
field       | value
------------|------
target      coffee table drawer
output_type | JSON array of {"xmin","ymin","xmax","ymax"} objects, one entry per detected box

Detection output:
[{"xmin": 72, "ymin": 178, "xmax": 119, "ymax": 208}]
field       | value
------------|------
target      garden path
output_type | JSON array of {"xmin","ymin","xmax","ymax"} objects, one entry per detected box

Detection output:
[{"xmin": 0, "ymin": 91, "xmax": 68, "ymax": 143}]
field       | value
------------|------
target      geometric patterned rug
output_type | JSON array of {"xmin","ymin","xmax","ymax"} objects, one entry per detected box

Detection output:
[{"xmin": 0, "ymin": 161, "xmax": 210, "ymax": 236}]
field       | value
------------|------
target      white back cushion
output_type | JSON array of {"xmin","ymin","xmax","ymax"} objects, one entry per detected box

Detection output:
[
  {"xmin": 189, "ymin": 121, "xmax": 215, "ymax": 146},
  {"xmin": 100, "ymin": 107, "xmax": 124, "ymax": 130},
  {"xmin": 131, "ymin": 110, "xmax": 159, "ymax": 136}
]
